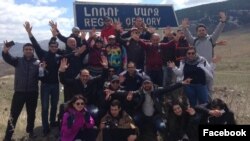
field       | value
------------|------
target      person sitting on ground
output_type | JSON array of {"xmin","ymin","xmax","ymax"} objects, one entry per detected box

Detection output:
[
  {"xmin": 61, "ymin": 95, "xmax": 95, "ymax": 141},
  {"xmin": 195, "ymin": 98, "xmax": 236, "ymax": 125},
  {"xmin": 96, "ymin": 99, "xmax": 137, "ymax": 141},
  {"xmin": 167, "ymin": 101, "xmax": 199, "ymax": 141}
]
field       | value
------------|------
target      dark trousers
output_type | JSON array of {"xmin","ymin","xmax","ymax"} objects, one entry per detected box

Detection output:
[
  {"xmin": 4, "ymin": 91, "xmax": 38, "ymax": 140},
  {"xmin": 41, "ymin": 83, "xmax": 59, "ymax": 132},
  {"xmin": 63, "ymin": 85, "xmax": 75, "ymax": 102},
  {"xmin": 146, "ymin": 69, "xmax": 163, "ymax": 86}
]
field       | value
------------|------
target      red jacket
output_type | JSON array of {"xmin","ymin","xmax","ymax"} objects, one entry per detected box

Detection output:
[
  {"xmin": 101, "ymin": 25, "xmax": 115, "ymax": 40},
  {"xmin": 139, "ymin": 40, "xmax": 175, "ymax": 71}
]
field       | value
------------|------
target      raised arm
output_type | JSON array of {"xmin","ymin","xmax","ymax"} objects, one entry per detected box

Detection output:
[
  {"xmin": 24, "ymin": 21, "xmax": 46, "ymax": 59},
  {"xmin": 2, "ymin": 41, "xmax": 18, "ymax": 67},
  {"xmin": 181, "ymin": 18, "xmax": 195, "ymax": 45},
  {"xmin": 49, "ymin": 20, "xmax": 68, "ymax": 43},
  {"xmin": 210, "ymin": 12, "xmax": 226, "ymax": 44}
]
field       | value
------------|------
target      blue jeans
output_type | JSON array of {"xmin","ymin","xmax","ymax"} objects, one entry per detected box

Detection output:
[
  {"xmin": 184, "ymin": 84, "xmax": 209, "ymax": 107},
  {"xmin": 41, "ymin": 83, "xmax": 59, "ymax": 132}
]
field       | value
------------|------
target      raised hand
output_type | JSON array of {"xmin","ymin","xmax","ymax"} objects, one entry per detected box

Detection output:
[
  {"xmin": 167, "ymin": 61, "xmax": 176, "ymax": 69},
  {"xmin": 80, "ymin": 30, "xmax": 86, "ymax": 40},
  {"xmin": 89, "ymin": 28, "xmax": 96, "ymax": 38},
  {"xmin": 100, "ymin": 55, "xmax": 108, "ymax": 68},
  {"xmin": 59, "ymin": 58, "xmax": 69, "ymax": 72},
  {"xmin": 147, "ymin": 26, "xmax": 156, "ymax": 34},
  {"xmin": 219, "ymin": 12, "xmax": 226, "ymax": 22},
  {"xmin": 181, "ymin": 18, "xmax": 189, "ymax": 29},
  {"xmin": 23, "ymin": 21, "xmax": 32, "ymax": 34},
  {"xmin": 186, "ymin": 107, "xmax": 196, "ymax": 115},
  {"xmin": 75, "ymin": 45, "xmax": 86, "ymax": 56},
  {"xmin": 50, "ymin": 28, "xmax": 58, "ymax": 37},
  {"xmin": 216, "ymin": 40, "xmax": 227, "ymax": 46},
  {"xmin": 49, "ymin": 20, "xmax": 57, "ymax": 30},
  {"xmin": 3, "ymin": 40, "xmax": 12, "ymax": 53}
]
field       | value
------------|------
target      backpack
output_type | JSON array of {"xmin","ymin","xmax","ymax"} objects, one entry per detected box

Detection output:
[{"xmin": 193, "ymin": 37, "xmax": 215, "ymax": 56}]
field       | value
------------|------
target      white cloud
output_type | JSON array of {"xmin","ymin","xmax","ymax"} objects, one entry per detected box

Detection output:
[
  {"xmin": 33, "ymin": 0, "xmax": 58, "ymax": 5},
  {"xmin": 0, "ymin": 0, "xmax": 73, "ymax": 43},
  {"xmin": 75, "ymin": 0, "xmax": 142, "ymax": 4},
  {"xmin": 161, "ymin": 0, "xmax": 227, "ymax": 10}
]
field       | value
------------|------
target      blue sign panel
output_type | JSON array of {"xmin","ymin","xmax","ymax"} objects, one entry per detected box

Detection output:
[{"xmin": 74, "ymin": 2, "xmax": 178, "ymax": 29}]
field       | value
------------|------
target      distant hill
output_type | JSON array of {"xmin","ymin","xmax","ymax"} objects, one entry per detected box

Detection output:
[
  {"xmin": 176, "ymin": 0, "xmax": 250, "ymax": 33},
  {"xmin": 0, "ymin": 40, "xmax": 65, "ymax": 59}
]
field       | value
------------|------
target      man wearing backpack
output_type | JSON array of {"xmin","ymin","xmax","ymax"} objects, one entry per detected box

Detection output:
[
  {"xmin": 181, "ymin": 12, "xmax": 226, "ymax": 63},
  {"xmin": 181, "ymin": 12, "xmax": 226, "ymax": 98}
]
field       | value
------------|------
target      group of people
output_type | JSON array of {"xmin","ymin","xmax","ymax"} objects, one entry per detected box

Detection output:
[{"xmin": 2, "ymin": 11, "xmax": 236, "ymax": 141}]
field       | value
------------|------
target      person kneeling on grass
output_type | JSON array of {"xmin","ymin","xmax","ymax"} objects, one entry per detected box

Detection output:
[
  {"xmin": 96, "ymin": 99, "xmax": 138, "ymax": 141},
  {"xmin": 61, "ymin": 95, "xmax": 95, "ymax": 141}
]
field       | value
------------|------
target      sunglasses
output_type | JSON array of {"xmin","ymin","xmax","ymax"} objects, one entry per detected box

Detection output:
[
  {"xmin": 109, "ymin": 70, "xmax": 115, "ymax": 72},
  {"xmin": 187, "ymin": 52, "xmax": 195, "ymax": 55},
  {"xmin": 75, "ymin": 102, "xmax": 84, "ymax": 106}
]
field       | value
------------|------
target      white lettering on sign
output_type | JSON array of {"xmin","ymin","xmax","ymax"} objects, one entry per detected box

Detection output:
[
  {"xmin": 84, "ymin": 7, "xmax": 119, "ymax": 17},
  {"xmin": 134, "ymin": 8, "xmax": 159, "ymax": 16},
  {"xmin": 125, "ymin": 17, "xmax": 161, "ymax": 27},
  {"xmin": 84, "ymin": 17, "xmax": 121, "ymax": 28}
]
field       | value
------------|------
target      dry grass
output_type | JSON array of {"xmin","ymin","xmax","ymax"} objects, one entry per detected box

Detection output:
[{"xmin": 0, "ymin": 28, "xmax": 250, "ymax": 140}]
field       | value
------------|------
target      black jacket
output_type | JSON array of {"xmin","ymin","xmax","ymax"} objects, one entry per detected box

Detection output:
[
  {"xmin": 2, "ymin": 52, "xmax": 39, "ymax": 92},
  {"xmin": 195, "ymin": 103, "xmax": 236, "ymax": 125},
  {"xmin": 133, "ymin": 83, "xmax": 183, "ymax": 116},
  {"xmin": 59, "ymin": 69, "xmax": 108, "ymax": 106},
  {"xmin": 29, "ymin": 36, "xmax": 60, "ymax": 84}
]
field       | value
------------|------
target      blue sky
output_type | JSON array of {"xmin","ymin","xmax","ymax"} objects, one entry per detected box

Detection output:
[{"xmin": 0, "ymin": 0, "xmax": 226, "ymax": 43}]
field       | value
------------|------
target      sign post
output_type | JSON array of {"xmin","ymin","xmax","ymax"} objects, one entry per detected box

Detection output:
[{"xmin": 74, "ymin": 2, "xmax": 178, "ymax": 29}]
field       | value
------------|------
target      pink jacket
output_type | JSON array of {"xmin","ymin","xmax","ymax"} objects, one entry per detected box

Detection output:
[{"xmin": 61, "ymin": 108, "xmax": 95, "ymax": 141}]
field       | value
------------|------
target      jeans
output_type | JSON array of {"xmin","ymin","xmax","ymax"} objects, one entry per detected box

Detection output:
[
  {"xmin": 184, "ymin": 84, "xmax": 209, "ymax": 107},
  {"xmin": 41, "ymin": 83, "xmax": 59, "ymax": 132},
  {"xmin": 4, "ymin": 91, "xmax": 38, "ymax": 140},
  {"xmin": 162, "ymin": 66, "xmax": 174, "ymax": 87},
  {"xmin": 134, "ymin": 113, "xmax": 166, "ymax": 134}
]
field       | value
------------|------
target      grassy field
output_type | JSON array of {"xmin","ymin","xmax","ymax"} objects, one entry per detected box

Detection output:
[{"xmin": 0, "ymin": 27, "xmax": 250, "ymax": 140}]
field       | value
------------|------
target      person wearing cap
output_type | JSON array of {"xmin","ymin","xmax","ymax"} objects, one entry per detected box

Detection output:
[
  {"xmin": 128, "ymin": 78, "xmax": 191, "ymax": 140},
  {"xmin": 24, "ymin": 21, "xmax": 62, "ymax": 136},
  {"xmin": 101, "ymin": 16, "xmax": 116, "ymax": 41},
  {"xmin": 86, "ymin": 36, "xmax": 107, "ymax": 76},
  {"xmin": 106, "ymin": 34, "xmax": 127, "ymax": 74},
  {"xmin": 115, "ymin": 27, "xmax": 145, "ymax": 71}
]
